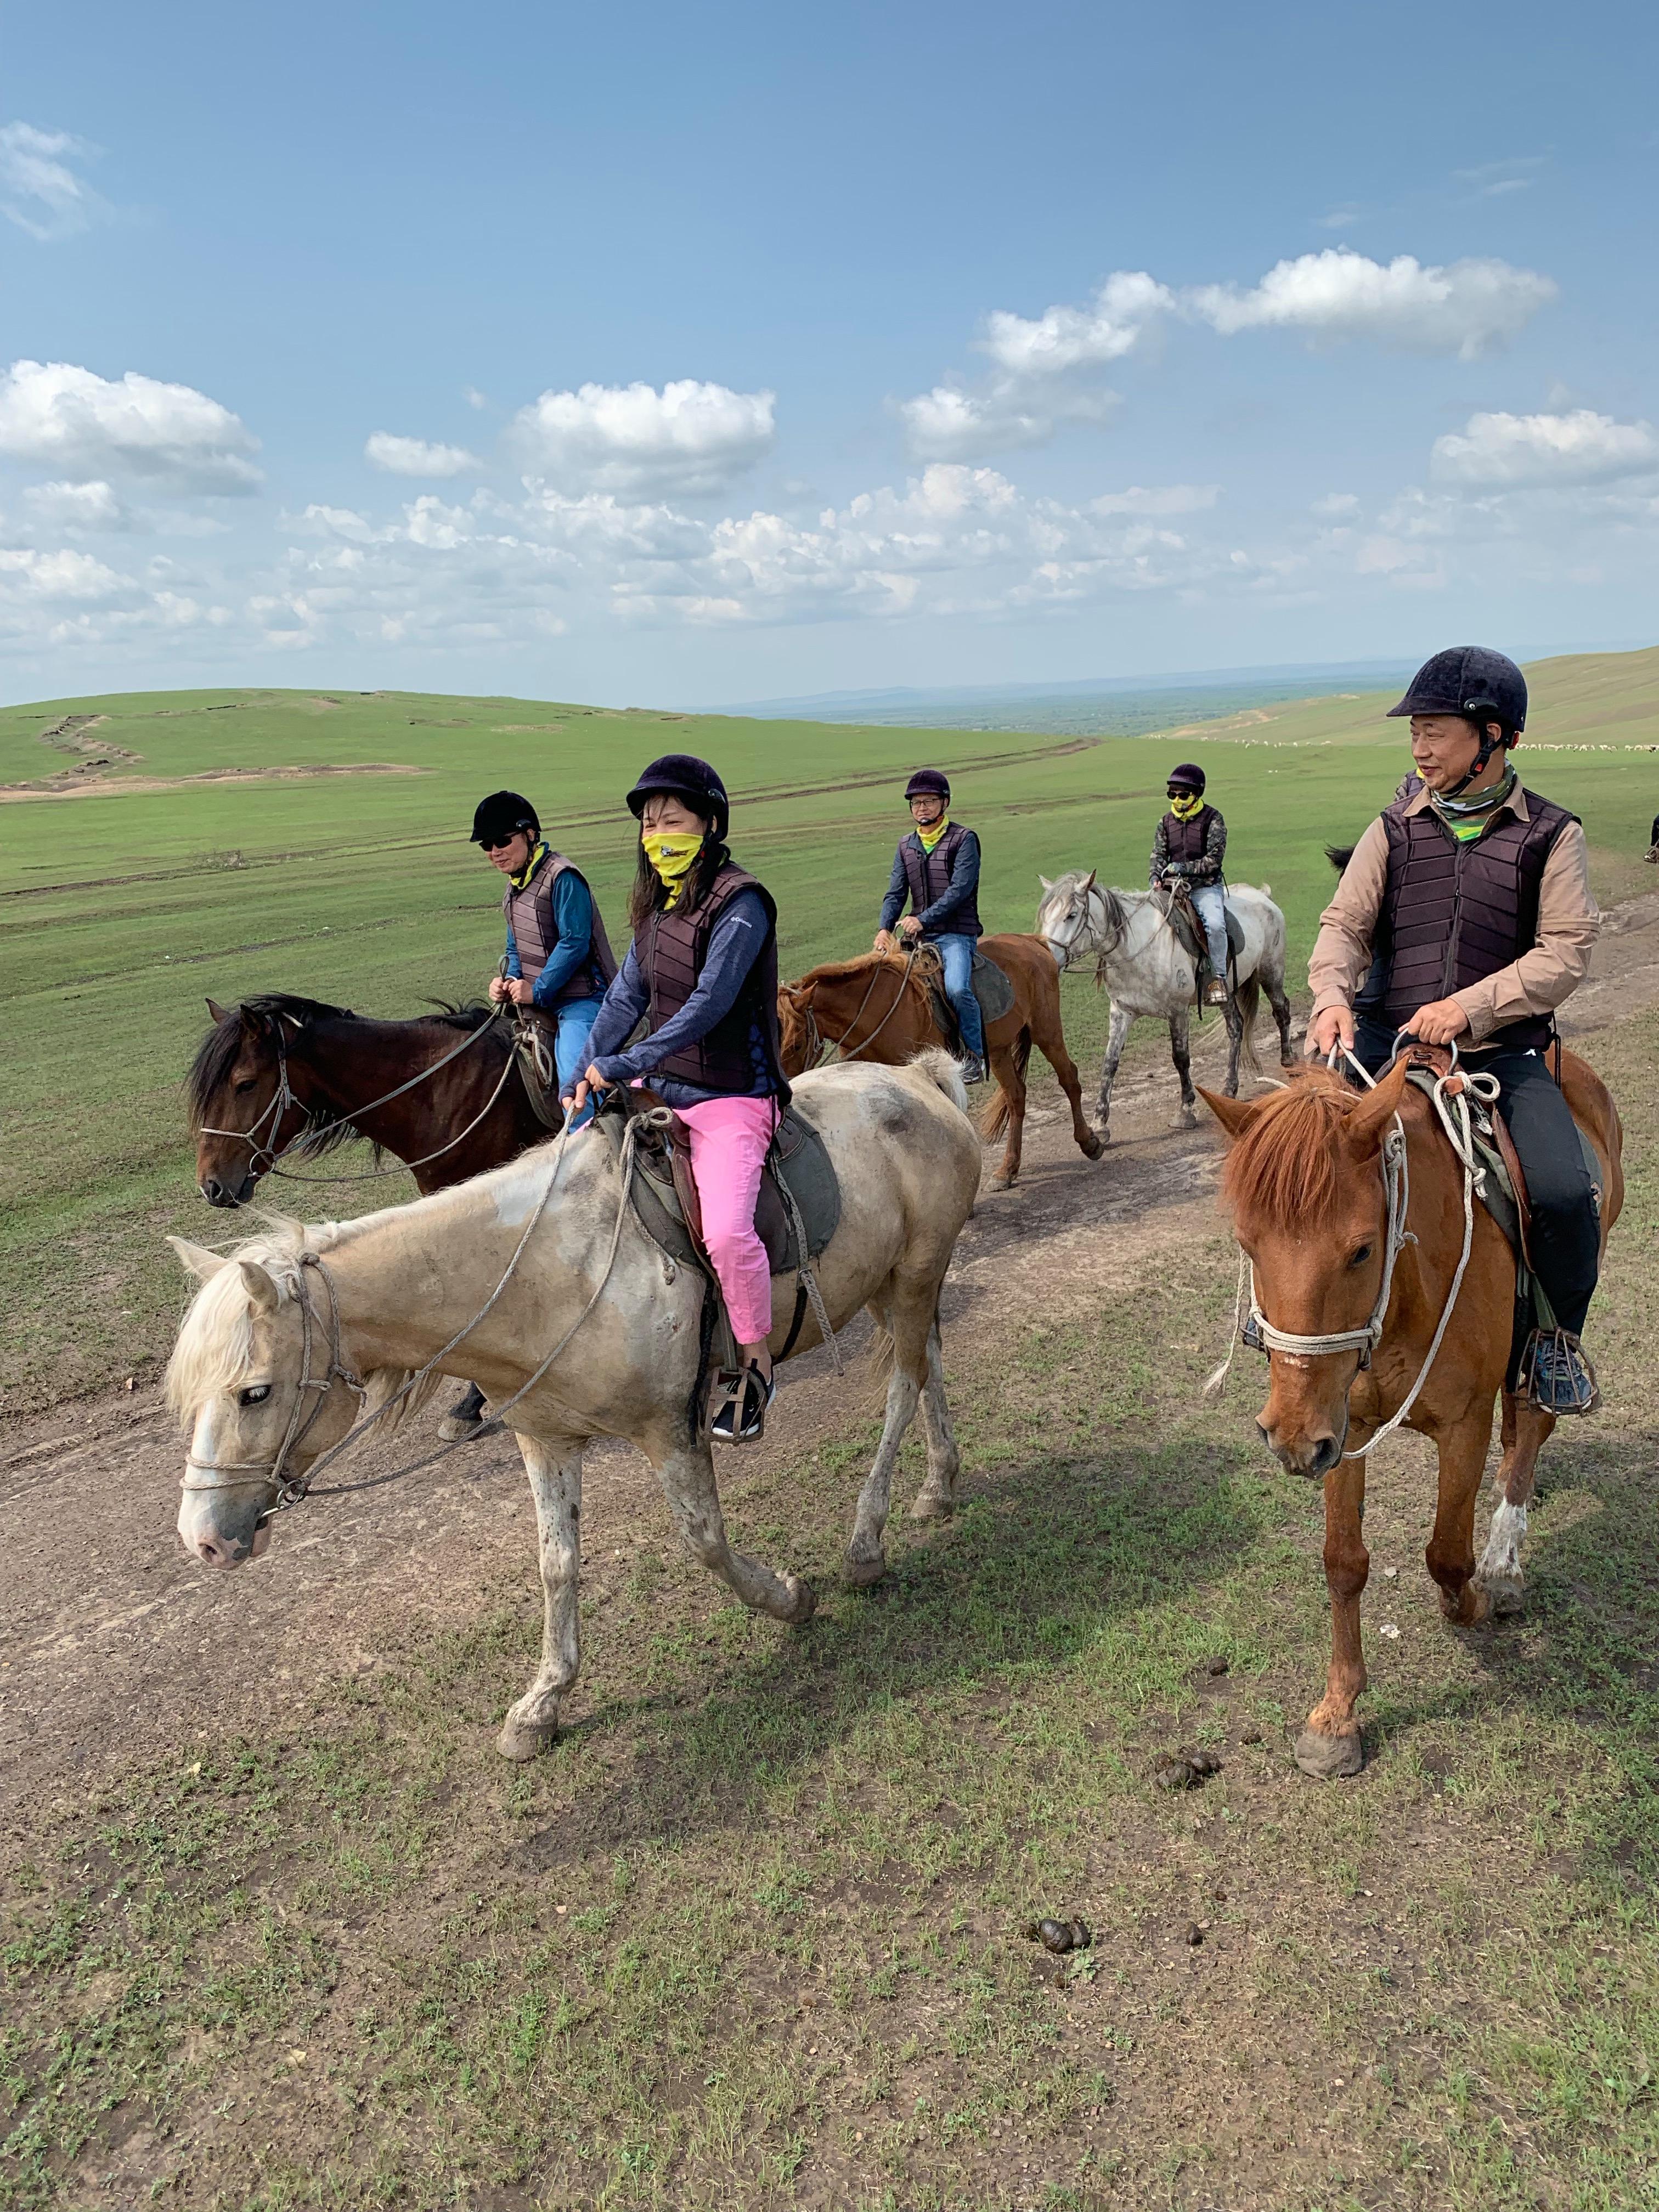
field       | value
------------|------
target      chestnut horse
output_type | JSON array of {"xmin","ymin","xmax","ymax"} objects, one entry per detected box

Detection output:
[
  {"xmin": 1203, "ymin": 1049, "xmax": 1622, "ymax": 1780},
  {"xmin": 778, "ymin": 935, "xmax": 1103, "ymax": 1189}
]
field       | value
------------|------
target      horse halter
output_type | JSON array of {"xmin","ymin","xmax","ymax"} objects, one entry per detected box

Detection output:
[
  {"xmin": 181, "ymin": 1252, "xmax": 365, "ymax": 1514},
  {"xmin": 196, "ymin": 1029, "xmax": 301, "ymax": 1177},
  {"xmin": 1043, "ymin": 882, "xmax": 1109, "ymax": 972}
]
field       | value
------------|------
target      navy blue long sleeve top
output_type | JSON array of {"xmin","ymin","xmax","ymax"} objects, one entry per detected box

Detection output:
[{"xmin": 584, "ymin": 887, "xmax": 776, "ymax": 1107}]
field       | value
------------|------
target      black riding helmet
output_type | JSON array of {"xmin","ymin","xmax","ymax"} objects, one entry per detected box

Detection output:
[
  {"xmin": 1387, "ymin": 646, "xmax": 1527, "ymax": 794},
  {"xmin": 627, "ymin": 753, "xmax": 729, "ymax": 843},
  {"xmin": 904, "ymin": 768, "xmax": 951, "ymax": 803},
  {"xmin": 1166, "ymin": 762, "xmax": 1205, "ymax": 795},
  {"xmin": 472, "ymin": 789, "xmax": 539, "ymax": 847}
]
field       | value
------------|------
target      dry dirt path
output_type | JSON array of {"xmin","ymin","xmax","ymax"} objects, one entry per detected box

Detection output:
[{"xmin": 7, "ymin": 884, "xmax": 1659, "ymax": 1834}]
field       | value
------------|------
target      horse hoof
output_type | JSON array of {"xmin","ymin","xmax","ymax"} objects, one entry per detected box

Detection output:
[
  {"xmin": 1180, "ymin": 1108, "xmax": 1199, "ymax": 1130},
  {"xmin": 1480, "ymin": 1573, "xmax": 1526, "ymax": 1617},
  {"xmin": 780, "ymin": 1575, "xmax": 817, "ymax": 1623},
  {"xmin": 988, "ymin": 1172, "xmax": 1015, "ymax": 1192},
  {"xmin": 1081, "ymin": 1132, "xmax": 1105, "ymax": 1161},
  {"xmin": 844, "ymin": 1549, "xmax": 887, "ymax": 1589},
  {"xmin": 498, "ymin": 1714, "xmax": 558, "ymax": 1762},
  {"xmin": 1294, "ymin": 1726, "xmax": 1363, "ymax": 1780},
  {"xmin": 909, "ymin": 1485, "xmax": 955, "ymax": 1524},
  {"xmin": 438, "ymin": 1414, "xmax": 482, "ymax": 1442}
]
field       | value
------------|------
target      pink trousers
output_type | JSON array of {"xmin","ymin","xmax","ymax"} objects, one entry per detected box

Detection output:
[{"xmin": 675, "ymin": 1094, "xmax": 781, "ymax": 1344}]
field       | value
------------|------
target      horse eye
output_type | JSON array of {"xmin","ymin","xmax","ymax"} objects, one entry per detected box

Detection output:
[
  {"xmin": 1347, "ymin": 1244, "xmax": 1373, "ymax": 1268},
  {"xmin": 238, "ymin": 1384, "xmax": 272, "ymax": 1406},
  {"xmin": 234, "ymin": 1077, "xmax": 258, "ymax": 1094}
]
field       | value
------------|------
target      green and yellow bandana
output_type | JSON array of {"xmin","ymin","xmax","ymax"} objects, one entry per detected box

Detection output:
[
  {"xmin": 643, "ymin": 830, "xmax": 704, "ymax": 908},
  {"xmin": 916, "ymin": 814, "xmax": 952, "ymax": 853}
]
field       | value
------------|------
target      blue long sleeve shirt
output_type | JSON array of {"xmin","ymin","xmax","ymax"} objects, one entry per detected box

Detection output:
[
  {"xmin": 585, "ymin": 887, "xmax": 777, "ymax": 1107},
  {"xmin": 878, "ymin": 828, "xmax": 981, "ymax": 936},
  {"xmin": 504, "ymin": 868, "xmax": 596, "ymax": 1007}
]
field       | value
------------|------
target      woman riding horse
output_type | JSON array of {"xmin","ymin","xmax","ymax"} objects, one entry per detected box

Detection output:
[{"xmin": 565, "ymin": 754, "xmax": 789, "ymax": 1444}]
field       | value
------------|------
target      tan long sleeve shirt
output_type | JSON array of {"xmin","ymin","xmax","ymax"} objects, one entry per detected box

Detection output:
[{"xmin": 1307, "ymin": 784, "xmax": 1599, "ymax": 1045}]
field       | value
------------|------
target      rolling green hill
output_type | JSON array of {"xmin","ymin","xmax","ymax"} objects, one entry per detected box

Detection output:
[{"xmin": 3, "ymin": 650, "xmax": 1657, "ymax": 1409}]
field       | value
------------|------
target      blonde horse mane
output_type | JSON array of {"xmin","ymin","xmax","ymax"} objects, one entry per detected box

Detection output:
[{"xmin": 163, "ymin": 1215, "xmax": 443, "ymax": 1435}]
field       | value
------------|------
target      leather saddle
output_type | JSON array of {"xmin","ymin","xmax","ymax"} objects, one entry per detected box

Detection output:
[
  {"xmin": 600, "ymin": 1088, "xmax": 843, "ymax": 1358},
  {"xmin": 1160, "ymin": 884, "xmax": 1244, "ymax": 974},
  {"xmin": 919, "ymin": 943, "xmax": 1016, "ymax": 1049}
]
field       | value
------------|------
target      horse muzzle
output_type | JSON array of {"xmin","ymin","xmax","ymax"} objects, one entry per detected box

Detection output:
[
  {"xmin": 178, "ymin": 1487, "xmax": 273, "ymax": 1567},
  {"xmin": 1257, "ymin": 1412, "xmax": 1348, "ymax": 1481},
  {"xmin": 200, "ymin": 1171, "xmax": 256, "ymax": 1208}
]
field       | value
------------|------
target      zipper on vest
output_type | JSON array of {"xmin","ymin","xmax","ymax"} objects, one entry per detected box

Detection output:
[{"xmin": 1440, "ymin": 836, "xmax": 1468, "ymax": 1000}]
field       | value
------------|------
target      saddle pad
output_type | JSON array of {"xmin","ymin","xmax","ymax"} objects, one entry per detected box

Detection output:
[
  {"xmin": 1166, "ymin": 896, "xmax": 1244, "ymax": 968},
  {"xmin": 625, "ymin": 1105, "xmax": 842, "ymax": 1279},
  {"xmin": 971, "ymin": 951, "xmax": 1017, "ymax": 1025}
]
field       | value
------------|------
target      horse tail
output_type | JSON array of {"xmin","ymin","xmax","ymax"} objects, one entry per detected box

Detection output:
[
  {"xmin": 1234, "ymin": 975, "xmax": 1264, "ymax": 1077},
  {"xmin": 906, "ymin": 1043, "xmax": 969, "ymax": 1115},
  {"xmin": 979, "ymin": 1031, "xmax": 1030, "ymax": 1140},
  {"xmin": 1325, "ymin": 844, "xmax": 1355, "ymax": 875}
]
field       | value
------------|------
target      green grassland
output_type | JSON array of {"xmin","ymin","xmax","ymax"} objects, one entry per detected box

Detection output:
[{"xmin": 3, "ymin": 653, "xmax": 1658, "ymax": 1410}]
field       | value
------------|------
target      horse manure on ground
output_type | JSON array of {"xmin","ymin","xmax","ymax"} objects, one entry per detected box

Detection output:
[
  {"xmin": 1204, "ymin": 1654, "xmax": 1230, "ymax": 1677},
  {"xmin": 1022, "ymin": 1916, "xmax": 1093, "ymax": 1954},
  {"xmin": 1154, "ymin": 1747, "xmax": 1223, "ymax": 1790},
  {"xmin": 1184, "ymin": 1921, "xmax": 1205, "ymax": 1947}
]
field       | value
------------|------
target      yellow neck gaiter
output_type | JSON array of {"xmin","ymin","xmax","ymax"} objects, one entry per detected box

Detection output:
[
  {"xmin": 916, "ymin": 814, "xmax": 952, "ymax": 853},
  {"xmin": 643, "ymin": 831, "xmax": 704, "ymax": 908},
  {"xmin": 1169, "ymin": 792, "xmax": 1203, "ymax": 821},
  {"xmin": 510, "ymin": 839, "xmax": 549, "ymax": 891}
]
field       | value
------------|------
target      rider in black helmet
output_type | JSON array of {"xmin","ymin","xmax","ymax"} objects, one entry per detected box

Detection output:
[
  {"xmin": 1150, "ymin": 761, "xmax": 1229, "ymax": 1005},
  {"xmin": 873, "ymin": 768, "xmax": 986, "ymax": 1084},
  {"xmin": 471, "ymin": 789, "xmax": 617, "ymax": 1130},
  {"xmin": 1307, "ymin": 646, "xmax": 1605, "ymax": 1413}
]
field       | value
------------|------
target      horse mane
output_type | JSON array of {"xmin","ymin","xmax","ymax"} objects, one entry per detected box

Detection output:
[
  {"xmin": 790, "ymin": 950, "xmax": 921, "ymax": 993},
  {"xmin": 1325, "ymin": 843, "xmax": 1356, "ymax": 874},
  {"xmin": 1221, "ymin": 1069, "xmax": 1375, "ymax": 1232},
  {"xmin": 165, "ymin": 1216, "xmax": 443, "ymax": 1434}
]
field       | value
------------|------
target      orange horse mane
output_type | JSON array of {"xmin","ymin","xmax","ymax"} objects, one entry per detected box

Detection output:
[{"xmin": 1221, "ymin": 1068, "xmax": 1385, "ymax": 1232}]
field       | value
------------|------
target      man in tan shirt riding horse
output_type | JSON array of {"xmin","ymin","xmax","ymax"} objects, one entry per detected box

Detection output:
[{"xmin": 1306, "ymin": 646, "xmax": 1604, "ymax": 1414}]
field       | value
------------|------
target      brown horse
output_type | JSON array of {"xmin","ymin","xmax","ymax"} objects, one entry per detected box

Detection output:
[
  {"xmin": 188, "ymin": 994, "xmax": 549, "ymax": 1434},
  {"xmin": 1202, "ymin": 1049, "xmax": 1622, "ymax": 1780},
  {"xmin": 778, "ymin": 936, "xmax": 1103, "ymax": 1189}
]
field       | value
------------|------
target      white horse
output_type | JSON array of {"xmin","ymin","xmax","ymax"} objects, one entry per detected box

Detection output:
[
  {"xmin": 166, "ymin": 1053, "xmax": 980, "ymax": 1761},
  {"xmin": 1034, "ymin": 871, "xmax": 1296, "ymax": 1138}
]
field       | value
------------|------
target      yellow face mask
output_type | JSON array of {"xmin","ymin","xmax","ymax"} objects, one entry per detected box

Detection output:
[
  {"xmin": 916, "ymin": 812, "xmax": 951, "ymax": 853},
  {"xmin": 1169, "ymin": 791, "xmax": 1203, "ymax": 821},
  {"xmin": 642, "ymin": 830, "xmax": 704, "ymax": 907}
]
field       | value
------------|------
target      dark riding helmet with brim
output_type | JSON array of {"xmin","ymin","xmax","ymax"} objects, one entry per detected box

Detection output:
[
  {"xmin": 1387, "ymin": 646, "xmax": 1527, "ymax": 736},
  {"xmin": 472, "ymin": 789, "xmax": 539, "ymax": 846},
  {"xmin": 1166, "ymin": 761, "xmax": 1206, "ymax": 795},
  {"xmin": 905, "ymin": 768, "xmax": 951, "ymax": 803},
  {"xmin": 627, "ymin": 753, "xmax": 730, "ymax": 842}
]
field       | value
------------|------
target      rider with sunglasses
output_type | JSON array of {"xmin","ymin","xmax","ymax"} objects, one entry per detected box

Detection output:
[{"xmin": 473, "ymin": 789, "xmax": 618, "ymax": 1130}]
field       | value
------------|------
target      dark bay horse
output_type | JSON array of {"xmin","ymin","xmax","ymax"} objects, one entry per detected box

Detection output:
[
  {"xmin": 778, "ymin": 935, "xmax": 1103, "ymax": 1189},
  {"xmin": 1203, "ymin": 1052, "xmax": 1622, "ymax": 1780},
  {"xmin": 188, "ymin": 994, "xmax": 550, "ymax": 1434}
]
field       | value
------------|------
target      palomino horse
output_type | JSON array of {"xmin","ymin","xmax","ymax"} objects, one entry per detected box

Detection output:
[
  {"xmin": 1034, "ymin": 872, "xmax": 1295, "ymax": 1138},
  {"xmin": 1203, "ymin": 1050, "xmax": 1623, "ymax": 1780},
  {"xmin": 188, "ymin": 994, "xmax": 549, "ymax": 1436},
  {"xmin": 776, "ymin": 935, "xmax": 1103, "ymax": 1189},
  {"xmin": 167, "ymin": 1053, "xmax": 981, "ymax": 1760}
]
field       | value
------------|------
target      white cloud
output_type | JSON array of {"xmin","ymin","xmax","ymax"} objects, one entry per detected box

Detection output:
[
  {"xmin": 462, "ymin": 386, "xmax": 490, "ymax": 411},
  {"xmin": 0, "ymin": 122, "xmax": 103, "ymax": 241},
  {"xmin": 1186, "ymin": 249, "xmax": 1555, "ymax": 358},
  {"xmin": 1091, "ymin": 483, "xmax": 1218, "ymax": 516},
  {"xmin": 1311, "ymin": 492, "xmax": 1361, "ymax": 517},
  {"xmin": 21, "ymin": 478, "xmax": 135, "ymax": 531},
  {"xmin": 979, "ymin": 272, "xmax": 1173, "ymax": 379},
  {"xmin": 507, "ymin": 378, "xmax": 775, "ymax": 496},
  {"xmin": 0, "ymin": 360, "xmax": 262, "ymax": 493},
  {"xmin": 899, "ymin": 383, "xmax": 1118, "ymax": 461},
  {"xmin": 364, "ymin": 432, "xmax": 480, "ymax": 478},
  {"xmin": 1430, "ymin": 409, "xmax": 1659, "ymax": 488}
]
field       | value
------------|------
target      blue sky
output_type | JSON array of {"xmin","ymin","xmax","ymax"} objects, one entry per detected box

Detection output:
[{"xmin": 3, "ymin": 0, "xmax": 1656, "ymax": 706}]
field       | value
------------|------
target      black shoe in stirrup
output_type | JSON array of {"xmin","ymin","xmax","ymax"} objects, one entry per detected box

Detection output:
[
  {"xmin": 710, "ymin": 1361, "xmax": 775, "ymax": 1444},
  {"xmin": 1520, "ymin": 1328, "xmax": 1601, "ymax": 1415}
]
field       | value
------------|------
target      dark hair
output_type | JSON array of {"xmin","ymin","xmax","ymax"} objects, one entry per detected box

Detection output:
[{"xmin": 627, "ymin": 820, "xmax": 732, "ymax": 932}]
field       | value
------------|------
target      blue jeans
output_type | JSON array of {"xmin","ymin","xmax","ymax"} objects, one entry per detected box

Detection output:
[
  {"xmin": 553, "ymin": 995, "xmax": 602, "ymax": 1128},
  {"xmin": 934, "ymin": 933, "xmax": 986, "ymax": 1061},
  {"xmin": 1191, "ymin": 884, "xmax": 1229, "ymax": 981}
]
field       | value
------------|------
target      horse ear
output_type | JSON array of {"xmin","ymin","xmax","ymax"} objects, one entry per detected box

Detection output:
[
  {"xmin": 1039, "ymin": 873, "xmax": 1053, "ymax": 893},
  {"xmin": 206, "ymin": 997, "xmax": 230, "ymax": 1024},
  {"xmin": 1082, "ymin": 868, "xmax": 1097, "ymax": 890},
  {"xmin": 1343, "ymin": 1056, "xmax": 1410, "ymax": 1155},
  {"xmin": 168, "ymin": 1235, "xmax": 230, "ymax": 1282},
  {"xmin": 1196, "ymin": 1086, "xmax": 1263, "ymax": 1141},
  {"xmin": 238, "ymin": 1259, "xmax": 281, "ymax": 1314}
]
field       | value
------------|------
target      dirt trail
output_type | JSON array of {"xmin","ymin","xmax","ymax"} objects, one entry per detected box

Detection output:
[{"xmin": 7, "ymin": 888, "xmax": 1659, "ymax": 1823}]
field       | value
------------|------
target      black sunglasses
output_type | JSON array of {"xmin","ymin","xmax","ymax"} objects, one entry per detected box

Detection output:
[{"xmin": 483, "ymin": 833, "xmax": 527, "ymax": 851}]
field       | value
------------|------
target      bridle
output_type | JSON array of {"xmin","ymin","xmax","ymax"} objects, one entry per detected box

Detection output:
[
  {"xmin": 196, "ymin": 1008, "xmax": 515, "ymax": 1188},
  {"xmin": 182, "ymin": 1252, "xmax": 366, "ymax": 1509},
  {"xmin": 1207, "ymin": 1036, "xmax": 1500, "ymax": 1460},
  {"xmin": 791, "ymin": 950, "xmax": 917, "ymax": 1069},
  {"xmin": 1041, "ymin": 881, "xmax": 1111, "ymax": 972}
]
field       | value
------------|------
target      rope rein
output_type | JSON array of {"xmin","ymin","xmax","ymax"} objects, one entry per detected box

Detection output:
[
  {"xmin": 798, "ymin": 950, "xmax": 918, "ymax": 1067},
  {"xmin": 1204, "ymin": 1042, "xmax": 1500, "ymax": 1460}
]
